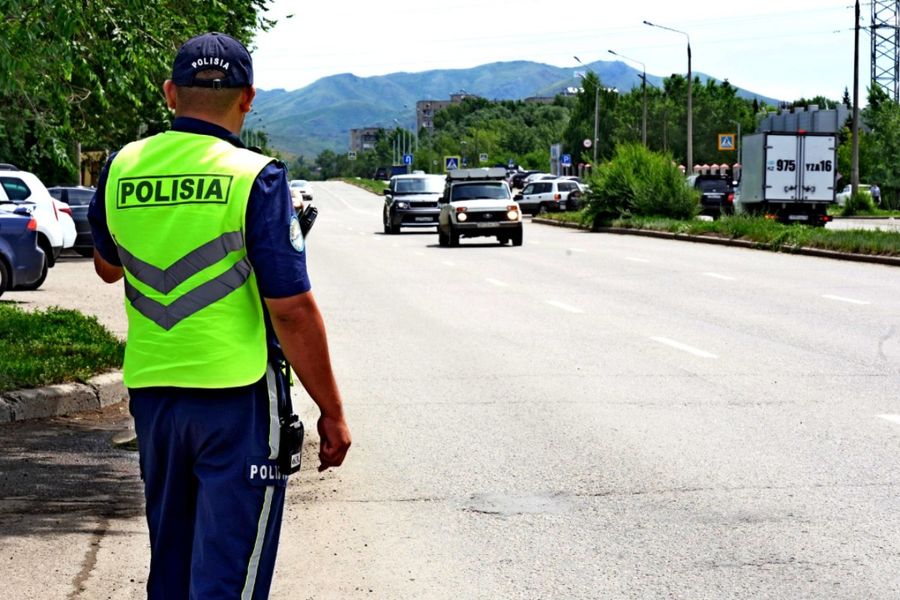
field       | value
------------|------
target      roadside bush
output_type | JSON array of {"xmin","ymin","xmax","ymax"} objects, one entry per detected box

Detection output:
[
  {"xmin": 841, "ymin": 190, "xmax": 877, "ymax": 216},
  {"xmin": 585, "ymin": 144, "xmax": 698, "ymax": 226},
  {"xmin": 0, "ymin": 305, "xmax": 124, "ymax": 392}
]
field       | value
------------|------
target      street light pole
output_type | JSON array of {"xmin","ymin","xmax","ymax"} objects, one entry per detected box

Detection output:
[
  {"xmin": 608, "ymin": 49, "xmax": 647, "ymax": 146},
  {"xmin": 644, "ymin": 20, "xmax": 692, "ymax": 172},
  {"xmin": 574, "ymin": 56, "xmax": 600, "ymax": 165}
]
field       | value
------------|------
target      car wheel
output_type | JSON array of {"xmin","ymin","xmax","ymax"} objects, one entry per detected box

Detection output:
[
  {"xmin": 0, "ymin": 259, "xmax": 8, "ymax": 298},
  {"xmin": 383, "ymin": 209, "xmax": 390, "ymax": 234},
  {"xmin": 511, "ymin": 226, "xmax": 523, "ymax": 246},
  {"xmin": 76, "ymin": 248, "xmax": 94, "ymax": 258},
  {"xmin": 438, "ymin": 227, "xmax": 449, "ymax": 247},
  {"xmin": 538, "ymin": 204, "xmax": 548, "ymax": 216},
  {"xmin": 449, "ymin": 225, "xmax": 460, "ymax": 247},
  {"xmin": 16, "ymin": 253, "xmax": 48, "ymax": 291},
  {"xmin": 389, "ymin": 218, "xmax": 400, "ymax": 235}
]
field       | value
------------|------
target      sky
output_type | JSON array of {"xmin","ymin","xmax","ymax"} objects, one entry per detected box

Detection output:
[{"xmin": 250, "ymin": 0, "xmax": 868, "ymax": 102}]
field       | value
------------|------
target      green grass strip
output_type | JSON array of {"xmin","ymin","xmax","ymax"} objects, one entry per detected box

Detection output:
[
  {"xmin": 541, "ymin": 212, "xmax": 900, "ymax": 257},
  {"xmin": 0, "ymin": 305, "xmax": 124, "ymax": 392}
]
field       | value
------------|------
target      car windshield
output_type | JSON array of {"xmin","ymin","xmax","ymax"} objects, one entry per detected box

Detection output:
[
  {"xmin": 290, "ymin": 180, "xmax": 308, "ymax": 188},
  {"xmin": 394, "ymin": 178, "xmax": 443, "ymax": 194},
  {"xmin": 451, "ymin": 182, "xmax": 510, "ymax": 201}
]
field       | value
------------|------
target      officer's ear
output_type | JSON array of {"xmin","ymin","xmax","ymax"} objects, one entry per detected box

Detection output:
[
  {"xmin": 163, "ymin": 80, "xmax": 177, "ymax": 111},
  {"xmin": 239, "ymin": 86, "xmax": 256, "ymax": 115}
]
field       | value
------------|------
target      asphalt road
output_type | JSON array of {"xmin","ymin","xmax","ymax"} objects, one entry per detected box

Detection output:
[{"xmin": 2, "ymin": 181, "xmax": 899, "ymax": 599}]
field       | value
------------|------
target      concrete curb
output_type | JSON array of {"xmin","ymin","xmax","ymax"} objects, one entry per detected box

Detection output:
[
  {"xmin": 532, "ymin": 218, "xmax": 900, "ymax": 267},
  {"xmin": 0, "ymin": 370, "xmax": 127, "ymax": 424}
]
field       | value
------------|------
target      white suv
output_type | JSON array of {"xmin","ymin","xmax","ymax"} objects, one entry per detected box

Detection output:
[
  {"xmin": 438, "ymin": 168, "xmax": 523, "ymax": 247},
  {"xmin": 0, "ymin": 164, "xmax": 65, "ymax": 289},
  {"xmin": 515, "ymin": 179, "xmax": 583, "ymax": 215}
]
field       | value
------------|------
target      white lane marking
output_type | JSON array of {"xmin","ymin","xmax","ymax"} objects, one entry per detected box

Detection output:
[
  {"xmin": 823, "ymin": 295, "xmax": 871, "ymax": 306},
  {"xmin": 650, "ymin": 337, "xmax": 718, "ymax": 359},
  {"xmin": 545, "ymin": 300, "xmax": 585, "ymax": 314},
  {"xmin": 485, "ymin": 278, "xmax": 508, "ymax": 287},
  {"xmin": 878, "ymin": 414, "xmax": 900, "ymax": 426},
  {"xmin": 442, "ymin": 261, "xmax": 456, "ymax": 267},
  {"xmin": 626, "ymin": 257, "xmax": 650, "ymax": 263},
  {"xmin": 704, "ymin": 272, "xmax": 737, "ymax": 281}
]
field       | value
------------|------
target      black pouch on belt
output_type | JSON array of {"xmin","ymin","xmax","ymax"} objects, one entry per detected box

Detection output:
[
  {"xmin": 274, "ymin": 356, "xmax": 304, "ymax": 475},
  {"xmin": 279, "ymin": 414, "xmax": 304, "ymax": 475}
]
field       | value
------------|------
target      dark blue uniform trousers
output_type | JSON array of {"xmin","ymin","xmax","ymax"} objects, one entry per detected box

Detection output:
[{"xmin": 130, "ymin": 366, "xmax": 287, "ymax": 599}]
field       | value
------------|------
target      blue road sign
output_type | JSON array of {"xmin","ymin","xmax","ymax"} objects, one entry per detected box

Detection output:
[
  {"xmin": 444, "ymin": 156, "xmax": 460, "ymax": 171},
  {"xmin": 561, "ymin": 153, "xmax": 572, "ymax": 166},
  {"xmin": 403, "ymin": 153, "xmax": 413, "ymax": 165}
]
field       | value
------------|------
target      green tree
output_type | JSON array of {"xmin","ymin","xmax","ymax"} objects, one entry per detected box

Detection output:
[{"xmin": 0, "ymin": 1, "xmax": 275, "ymax": 183}]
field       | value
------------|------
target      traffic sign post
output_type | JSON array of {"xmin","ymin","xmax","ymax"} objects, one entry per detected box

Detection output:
[
  {"xmin": 444, "ymin": 156, "xmax": 461, "ymax": 171},
  {"xmin": 403, "ymin": 154, "xmax": 413, "ymax": 165},
  {"xmin": 348, "ymin": 151, "xmax": 357, "ymax": 160},
  {"xmin": 479, "ymin": 153, "xmax": 488, "ymax": 164}
]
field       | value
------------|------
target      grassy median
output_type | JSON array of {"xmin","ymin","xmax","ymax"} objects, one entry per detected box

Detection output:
[
  {"xmin": 0, "ymin": 305, "xmax": 124, "ymax": 393},
  {"xmin": 541, "ymin": 212, "xmax": 900, "ymax": 257}
]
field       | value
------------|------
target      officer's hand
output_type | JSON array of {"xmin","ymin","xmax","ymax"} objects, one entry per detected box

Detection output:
[{"xmin": 317, "ymin": 414, "xmax": 351, "ymax": 472}]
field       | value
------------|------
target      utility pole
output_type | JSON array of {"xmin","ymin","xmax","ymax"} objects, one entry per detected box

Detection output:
[{"xmin": 852, "ymin": 0, "xmax": 861, "ymax": 196}]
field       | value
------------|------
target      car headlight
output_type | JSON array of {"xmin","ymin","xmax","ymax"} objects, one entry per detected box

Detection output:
[
  {"xmin": 457, "ymin": 212, "xmax": 468, "ymax": 222},
  {"xmin": 506, "ymin": 205, "xmax": 519, "ymax": 220},
  {"xmin": 396, "ymin": 201, "xmax": 410, "ymax": 209}
]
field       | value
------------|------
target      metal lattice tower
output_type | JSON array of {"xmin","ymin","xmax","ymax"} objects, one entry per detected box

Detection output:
[{"xmin": 871, "ymin": 1, "xmax": 900, "ymax": 101}]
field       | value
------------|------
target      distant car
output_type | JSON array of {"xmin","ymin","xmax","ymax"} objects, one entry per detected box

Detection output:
[
  {"xmin": 0, "ymin": 208, "xmax": 45, "ymax": 297},
  {"xmin": 515, "ymin": 179, "xmax": 582, "ymax": 215},
  {"xmin": 289, "ymin": 179, "xmax": 313, "ymax": 212},
  {"xmin": 687, "ymin": 174, "xmax": 735, "ymax": 218},
  {"xmin": 0, "ymin": 165, "xmax": 66, "ymax": 289},
  {"xmin": 510, "ymin": 170, "xmax": 540, "ymax": 190},
  {"xmin": 48, "ymin": 186, "xmax": 96, "ymax": 257},
  {"xmin": 382, "ymin": 173, "xmax": 445, "ymax": 234},
  {"xmin": 835, "ymin": 184, "xmax": 871, "ymax": 207},
  {"xmin": 559, "ymin": 175, "xmax": 590, "ymax": 193},
  {"xmin": 438, "ymin": 168, "xmax": 523, "ymax": 246}
]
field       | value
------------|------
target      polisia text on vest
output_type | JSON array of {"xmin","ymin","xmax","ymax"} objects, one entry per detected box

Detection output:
[{"xmin": 117, "ymin": 175, "xmax": 232, "ymax": 208}]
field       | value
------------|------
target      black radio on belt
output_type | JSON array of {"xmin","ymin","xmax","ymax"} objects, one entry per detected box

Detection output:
[{"xmin": 279, "ymin": 413, "xmax": 304, "ymax": 475}]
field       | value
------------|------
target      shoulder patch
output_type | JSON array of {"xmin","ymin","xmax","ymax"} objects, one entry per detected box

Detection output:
[{"xmin": 289, "ymin": 214, "xmax": 305, "ymax": 252}]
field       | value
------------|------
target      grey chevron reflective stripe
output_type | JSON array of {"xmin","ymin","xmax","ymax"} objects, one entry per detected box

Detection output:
[
  {"xmin": 116, "ymin": 231, "xmax": 244, "ymax": 294},
  {"xmin": 124, "ymin": 257, "xmax": 253, "ymax": 331}
]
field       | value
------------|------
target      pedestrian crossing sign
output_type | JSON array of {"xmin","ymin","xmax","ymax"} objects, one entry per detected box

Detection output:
[
  {"xmin": 718, "ymin": 133, "xmax": 736, "ymax": 151},
  {"xmin": 444, "ymin": 156, "xmax": 461, "ymax": 171}
]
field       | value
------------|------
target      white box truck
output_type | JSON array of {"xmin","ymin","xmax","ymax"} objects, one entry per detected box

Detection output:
[{"xmin": 737, "ymin": 132, "xmax": 836, "ymax": 227}]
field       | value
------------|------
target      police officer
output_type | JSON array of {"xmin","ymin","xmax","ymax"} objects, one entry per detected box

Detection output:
[{"xmin": 88, "ymin": 32, "xmax": 351, "ymax": 599}]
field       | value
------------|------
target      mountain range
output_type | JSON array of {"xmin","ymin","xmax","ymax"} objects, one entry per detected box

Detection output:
[{"xmin": 252, "ymin": 60, "xmax": 781, "ymax": 159}]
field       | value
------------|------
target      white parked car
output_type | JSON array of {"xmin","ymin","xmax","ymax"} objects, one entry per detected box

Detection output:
[
  {"xmin": 835, "ymin": 184, "xmax": 871, "ymax": 207},
  {"xmin": 438, "ymin": 168, "xmax": 523, "ymax": 247},
  {"xmin": 0, "ymin": 164, "xmax": 65, "ymax": 289},
  {"xmin": 53, "ymin": 198, "xmax": 76, "ymax": 250},
  {"xmin": 515, "ymin": 179, "xmax": 583, "ymax": 215}
]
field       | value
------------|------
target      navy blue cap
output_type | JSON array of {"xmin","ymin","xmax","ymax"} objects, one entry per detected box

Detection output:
[{"xmin": 171, "ymin": 32, "xmax": 253, "ymax": 88}]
